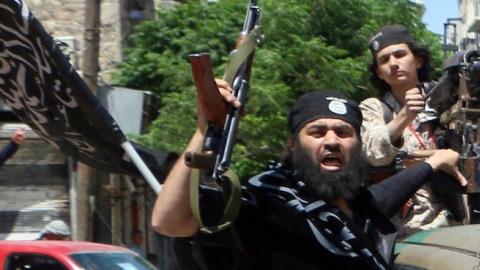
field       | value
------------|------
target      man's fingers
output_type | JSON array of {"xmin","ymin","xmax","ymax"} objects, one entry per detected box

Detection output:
[
  {"xmin": 405, "ymin": 94, "xmax": 424, "ymax": 101},
  {"xmin": 216, "ymin": 79, "xmax": 241, "ymax": 108},
  {"xmin": 215, "ymin": 79, "xmax": 233, "ymax": 92},
  {"xmin": 406, "ymin": 99, "xmax": 425, "ymax": 105},
  {"xmin": 405, "ymin": 99, "xmax": 425, "ymax": 108},
  {"xmin": 444, "ymin": 165, "xmax": 467, "ymax": 187},
  {"xmin": 454, "ymin": 167, "xmax": 468, "ymax": 187},
  {"xmin": 407, "ymin": 104, "xmax": 425, "ymax": 111},
  {"xmin": 405, "ymin": 87, "xmax": 423, "ymax": 97},
  {"xmin": 218, "ymin": 88, "xmax": 241, "ymax": 107}
]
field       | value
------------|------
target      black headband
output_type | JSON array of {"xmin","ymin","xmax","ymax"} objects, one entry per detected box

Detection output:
[
  {"xmin": 369, "ymin": 24, "xmax": 414, "ymax": 58},
  {"xmin": 288, "ymin": 90, "xmax": 362, "ymax": 135}
]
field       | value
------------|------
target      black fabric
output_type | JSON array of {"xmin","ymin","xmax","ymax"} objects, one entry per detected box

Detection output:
[
  {"xmin": 153, "ymin": 234, "xmax": 184, "ymax": 270},
  {"xmin": 368, "ymin": 162, "xmax": 433, "ymax": 218},
  {"xmin": 287, "ymin": 90, "xmax": 362, "ymax": 135},
  {"xmin": 381, "ymin": 100, "xmax": 395, "ymax": 124},
  {"xmin": 430, "ymin": 170, "xmax": 467, "ymax": 221},
  {"xmin": 0, "ymin": 141, "xmax": 18, "ymax": 166},
  {"xmin": 368, "ymin": 152, "xmax": 467, "ymax": 222},
  {"xmin": 0, "ymin": 0, "xmax": 176, "ymax": 180},
  {"xmin": 369, "ymin": 25, "xmax": 414, "ymax": 58},
  {"xmin": 189, "ymin": 167, "xmax": 402, "ymax": 270},
  {"xmin": 183, "ymin": 161, "xmax": 439, "ymax": 270}
]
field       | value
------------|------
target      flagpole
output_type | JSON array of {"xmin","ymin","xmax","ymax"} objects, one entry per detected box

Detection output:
[{"xmin": 121, "ymin": 141, "xmax": 162, "ymax": 194}]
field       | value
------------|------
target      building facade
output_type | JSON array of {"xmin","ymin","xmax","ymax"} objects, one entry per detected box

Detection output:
[
  {"xmin": 0, "ymin": 1, "xmax": 178, "ymax": 261},
  {"xmin": 448, "ymin": 0, "xmax": 480, "ymax": 51},
  {"xmin": 23, "ymin": 0, "xmax": 174, "ymax": 82}
]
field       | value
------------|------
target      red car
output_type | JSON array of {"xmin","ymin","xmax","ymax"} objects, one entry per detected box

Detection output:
[{"xmin": 0, "ymin": 240, "xmax": 157, "ymax": 270}]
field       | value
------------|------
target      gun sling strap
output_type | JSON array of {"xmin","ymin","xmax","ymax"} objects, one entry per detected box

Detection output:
[
  {"xmin": 222, "ymin": 28, "xmax": 262, "ymax": 85},
  {"xmin": 190, "ymin": 168, "xmax": 242, "ymax": 234}
]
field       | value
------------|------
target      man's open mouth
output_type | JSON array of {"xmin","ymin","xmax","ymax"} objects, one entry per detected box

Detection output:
[{"xmin": 320, "ymin": 154, "xmax": 343, "ymax": 171}]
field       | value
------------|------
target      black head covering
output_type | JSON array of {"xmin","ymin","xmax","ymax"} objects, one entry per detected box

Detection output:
[
  {"xmin": 369, "ymin": 24, "xmax": 414, "ymax": 58},
  {"xmin": 288, "ymin": 90, "xmax": 362, "ymax": 135}
]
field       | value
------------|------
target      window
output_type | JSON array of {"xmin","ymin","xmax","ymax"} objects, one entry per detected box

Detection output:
[
  {"xmin": 71, "ymin": 252, "xmax": 156, "ymax": 270},
  {"xmin": 54, "ymin": 36, "xmax": 78, "ymax": 69},
  {"xmin": 5, "ymin": 253, "xmax": 68, "ymax": 270}
]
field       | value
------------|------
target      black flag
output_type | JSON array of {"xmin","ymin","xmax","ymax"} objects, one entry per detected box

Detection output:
[{"xmin": 0, "ymin": 0, "xmax": 176, "ymax": 179}]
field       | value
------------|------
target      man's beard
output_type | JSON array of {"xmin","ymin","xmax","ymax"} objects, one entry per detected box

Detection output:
[{"xmin": 291, "ymin": 143, "xmax": 370, "ymax": 201}]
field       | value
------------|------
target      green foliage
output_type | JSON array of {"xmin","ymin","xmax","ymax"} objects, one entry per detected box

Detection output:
[{"xmin": 113, "ymin": 0, "xmax": 444, "ymax": 177}]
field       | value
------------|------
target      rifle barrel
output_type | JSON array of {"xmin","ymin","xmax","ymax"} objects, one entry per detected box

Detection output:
[{"xmin": 215, "ymin": 80, "xmax": 249, "ymax": 177}]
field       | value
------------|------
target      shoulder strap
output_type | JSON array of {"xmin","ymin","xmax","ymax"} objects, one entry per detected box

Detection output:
[
  {"xmin": 370, "ymin": 100, "xmax": 398, "ymax": 183},
  {"xmin": 380, "ymin": 100, "xmax": 394, "ymax": 124},
  {"xmin": 190, "ymin": 169, "xmax": 242, "ymax": 234}
]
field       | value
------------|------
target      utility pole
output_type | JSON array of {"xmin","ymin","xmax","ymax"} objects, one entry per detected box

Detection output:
[
  {"xmin": 443, "ymin": 18, "xmax": 461, "ymax": 57},
  {"xmin": 110, "ymin": 174, "xmax": 123, "ymax": 245},
  {"xmin": 75, "ymin": 0, "xmax": 101, "ymax": 241}
]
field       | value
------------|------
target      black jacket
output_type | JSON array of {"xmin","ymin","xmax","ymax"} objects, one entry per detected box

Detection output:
[{"xmin": 180, "ymin": 162, "xmax": 436, "ymax": 270}]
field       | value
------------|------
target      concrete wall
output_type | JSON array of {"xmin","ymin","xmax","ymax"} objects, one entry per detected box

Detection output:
[
  {"xmin": 23, "ymin": 0, "xmax": 168, "ymax": 82},
  {"xmin": 24, "ymin": 0, "xmax": 121, "ymax": 81},
  {"xmin": 457, "ymin": 0, "xmax": 480, "ymax": 50},
  {"xmin": 0, "ymin": 123, "xmax": 69, "ymax": 240}
]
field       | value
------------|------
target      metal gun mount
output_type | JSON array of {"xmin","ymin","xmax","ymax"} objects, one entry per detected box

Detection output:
[
  {"xmin": 426, "ymin": 49, "xmax": 480, "ymax": 116},
  {"xmin": 424, "ymin": 50, "xmax": 480, "ymax": 223},
  {"xmin": 424, "ymin": 49, "xmax": 480, "ymax": 161}
]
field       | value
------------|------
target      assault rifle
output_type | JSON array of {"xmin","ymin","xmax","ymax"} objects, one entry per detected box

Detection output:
[{"xmin": 185, "ymin": 0, "xmax": 262, "ymax": 233}]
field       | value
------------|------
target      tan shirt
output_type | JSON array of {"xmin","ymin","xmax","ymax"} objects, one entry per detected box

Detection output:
[
  {"xmin": 360, "ymin": 92, "xmax": 451, "ymax": 239},
  {"xmin": 360, "ymin": 92, "xmax": 436, "ymax": 166}
]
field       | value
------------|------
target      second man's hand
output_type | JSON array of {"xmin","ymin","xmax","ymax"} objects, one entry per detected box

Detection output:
[
  {"xmin": 425, "ymin": 149, "xmax": 468, "ymax": 187},
  {"xmin": 11, "ymin": 128, "xmax": 25, "ymax": 145}
]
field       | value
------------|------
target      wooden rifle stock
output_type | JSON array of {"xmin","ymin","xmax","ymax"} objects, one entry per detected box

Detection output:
[
  {"xmin": 408, "ymin": 150, "xmax": 436, "ymax": 159},
  {"xmin": 190, "ymin": 52, "xmax": 228, "ymax": 128}
]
